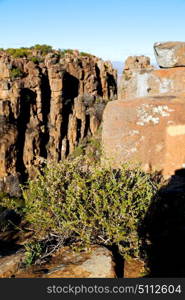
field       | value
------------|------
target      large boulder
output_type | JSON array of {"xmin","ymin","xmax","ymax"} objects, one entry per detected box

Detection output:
[
  {"xmin": 102, "ymin": 96, "xmax": 185, "ymax": 177},
  {"xmin": 154, "ymin": 42, "xmax": 185, "ymax": 68}
]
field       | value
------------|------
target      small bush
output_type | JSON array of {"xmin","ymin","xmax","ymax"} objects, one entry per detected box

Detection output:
[
  {"xmin": 31, "ymin": 44, "xmax": 53, "ymax": 56},
  {"xmin": 71, "ymin": 144, "xmax": 85, "ymax": 158},
  {"xmin": 10, "ymin": 67, "xmax": 24, "ymax": 79},
  {"xmin": 80, "ymin": 51, "xmax": 93, "ymax": 57},
  {"xmin": 58, "ymin": 49, "xmax": 74, "ymax": 57},
  {"xmin": 24, "ymin": 241, "xmax": 43, "ymax": 265},
  {"xmin": 29, "ymin": 56, "xmax": 43, "ymax": 64},
  {"xmin": 6, "ymin": 47, "xmax": 30, "ymax": 58},
  {"xmin": 23, "ymin": 158, "xmax": 160, "ymax": 260},
  {"xmin": 0, "ymin": 192, "xmax": 24, "ymax": 213},
  {"xmin": 0, "ymin": 192, "xmax": 23, "ymax": 232}
]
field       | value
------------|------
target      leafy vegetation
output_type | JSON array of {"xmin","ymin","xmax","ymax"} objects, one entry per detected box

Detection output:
[
  {"xmin": 29, "ymin": 56, "xmax": 44, "ymax": 64},
  {"xmin": 3, "ymin": 44, "xmax": 52, "ymax": 59},
  {"xmin": 6, "ymin": 47, "xmax": 30, "ymax": 58},
  {"xmin": 58, "ymin": 48, "xmax": 74, "ymax": 57},
  {"xmin": 0, "ymin": 192, "xmax": 23, "ymax": 232},
  {"xmin": 10, "ymin": 67, "xmax": 24, "ymax": 79},
  {"xmin": 30, "ymin": 44, "xmax": 53, "ymax": 56},
  {"xmin": 1, "ymin": 45, "xmax": 95, "ymax": 61},
  {"xmin": 0, "ymin": 192, "xmax": 24, "ymax": 213},
  {"xmin": 80, "ymin": 51, "xmax": 93, "ymax": 57},
  {"xmin": 22, "ymin": 158, "xmax": 160, "ymax": 263},
  {"xmin": 24, "ymin": 241, "xmax": 43, "ymax": 265}
]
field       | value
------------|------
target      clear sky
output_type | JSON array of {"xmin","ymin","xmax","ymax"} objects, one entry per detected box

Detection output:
[{"xmin": 0, "ymin": 0, "xmax": 185, "ymax": 62}]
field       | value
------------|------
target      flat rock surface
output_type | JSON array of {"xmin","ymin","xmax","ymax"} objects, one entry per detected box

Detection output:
[
  {"xmin": 102, "ymin": 96, "xmax": 185, "ymax": 177},
  {"xmin": 15, "ymin": 246, "xmax": 116, "ymax": 278},
  {"xmin": 0, "ymin": 251, "xmax": 24, "ymax": 278}
]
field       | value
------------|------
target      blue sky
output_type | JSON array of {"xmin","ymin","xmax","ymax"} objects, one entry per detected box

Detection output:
[{"xmin": 0, "ymin": 0, "xmax": 185, "ymax": 62}]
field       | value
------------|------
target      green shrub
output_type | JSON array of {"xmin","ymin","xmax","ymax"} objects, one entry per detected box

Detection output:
[
  {"xmin": 0, "ymin": 192, "xmax": 24, "ymax": 213},
  {"xmin": 58, "ymin": 49, "xmax": 74, "ymax": 57},
  {"xmin": 85, "ymin": 136, "xmax": 102, "ymax": 163},
  {"xmin": 10, "ymin": 67, "xmax": 24, "ymax": 79},
  {"xmin": 0, "ymin": 192, "xmax": 23, "ymax": 232},
  {"xmin": 6, "ymin": 47, "xmax": 30, "ymax": 58},
  {"xmin": 23, "ymin": 158, "xmax": 160, "ymax": 260},
  {"xmin": 80, "ymin": 51, "xmax": 93, "ymax": 57},
  {"xmin": 29, "ymin": 56, "xmax": 43, "ymax": 64},
  {"xmin": 71, "ymin": 144, "xmax": 85, "ymax": 158},
  {"xmin": 24, "ymin": 241, "xmax": 43, "ymax": 265},
  {"xmin": 31, "ymin": 44, "xmax": 53, "ymax": 56}
]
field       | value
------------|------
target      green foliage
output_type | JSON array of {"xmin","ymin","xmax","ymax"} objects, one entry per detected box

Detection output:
[
  {"xmin": 6, "ymin": 47, "xmax": 30, "ymax": 58},
  {"xmin": 0, "ymin": 192, "xmax": 23, "ymax": 232},
  {"xmin": 29, "ymin": 56, "xmax": 40, "ymax": 64},
  {"xmin": 4, "ymin": 45, "xmax": 52, "ymax": 58},
  {"xmin": 80, "ymin": 51, "xmax": 93, "ymax": 57},
  {"xmin": 24, "ymin": 241, "xmax": 43, "ymax": 265},
  {"xmin": 71, "ymin": 144, "xmax": 85, "ymax": 158},
  {"xmin": 23, "ymin": 158, "xmax": 160, "ymax": 260},
  {"xmin": 85, "ymin": 136, "xmax": 102, "ymax": 163},
  {"xmin": 10, "ymin": 67, "xmax": 24, "ymax": 79},
  {"xmin": 58, "ymin": 49, "xmax": 74, "ymax": 57},
  {"xmin": 0, "ymin": 192, "xmax": 24, "ymax": 213},
  {"xmin": 30, "ymin": 44, "xmax": 53, "ymax": 55}
]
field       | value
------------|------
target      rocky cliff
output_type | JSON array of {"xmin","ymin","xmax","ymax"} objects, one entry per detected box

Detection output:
[
  {"xmin": 0, "ymin": 48, "xmax": 117, "ymax": 195},
  {"xmin": 104, "ymin": 42, "xmax": 185, "ymax": 177}
]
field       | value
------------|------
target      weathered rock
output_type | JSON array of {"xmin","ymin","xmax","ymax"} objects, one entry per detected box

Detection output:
[
  {"xmin": 0, "ymin": 251, "xmax": 24, "ymax": 278},
  {"xmin": 0, "ymin": 50, "xmax": 117, "ymax": 194},
  {"xmin": 119, "ymin": 55, "xmax": 154, "ymax": 100},
  {"xmin": 45, "ymin": 246, "xmax": 116, "ymax": 278},
  {"xmin": 102, "ymin": 96, "xmax": 185, "ymax": 177},
  {"xmin": 124, "ymin": 258, "xmax": 146, "ymax": 278},
  {"xmin": 15, "ymin": 246, "xmax": 116, "ymax": 278},
  {"xmin": 119, "ymin": 61, "xmax": 185, "ymax": 100},
  {"xmin": 124, "ymin": 56, "xmax": 151, "ymax": 71},
  {"xmin": 154, "ymin": 41, "xmax": 185, "ymax": 68}
]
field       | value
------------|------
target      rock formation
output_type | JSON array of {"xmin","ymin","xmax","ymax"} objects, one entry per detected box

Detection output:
[
  {"xmin": 0, "ymin": 246, "xmax": 116, "ymax": 278},
  {"xmin": 103, "ymin": 42, "xmax": 185, "ymax": 177},
  {"xmin": 0, "ymin": 49, "xmax": 117, "ymax": 195},
  {"xmin": 102, "ymin": 96, "xmax": 185, "ymax": 177},
  {"xmin": 119, "ymin": 56, "xmax": 185, "ymax": 100},
  {"xmin": 154, "ymin": 41, "xmax": 185, "ymax": 68}
]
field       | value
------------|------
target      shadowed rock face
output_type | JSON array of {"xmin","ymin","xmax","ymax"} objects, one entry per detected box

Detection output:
[{"xmin": 0, "ymin": 51, "xmax": 117, "ymax": 195}]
